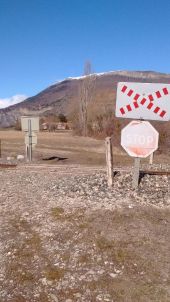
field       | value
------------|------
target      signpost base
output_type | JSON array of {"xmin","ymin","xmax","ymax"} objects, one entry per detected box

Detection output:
[
  {"xmin": 149, "ymin": 152, "xmax": 154, "ymax": 165},
  {"xmin": 133, "ymin": 157, "xmax": 140, "ymax": 189}
]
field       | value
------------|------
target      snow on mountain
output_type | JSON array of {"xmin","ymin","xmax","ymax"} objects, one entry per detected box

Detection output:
[{"xmin": 0, "ymin": 94, "xmax": 28, "ymax": 109}]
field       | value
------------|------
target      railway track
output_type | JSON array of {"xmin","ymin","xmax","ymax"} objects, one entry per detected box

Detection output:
[{"xmin": 1, "ymin": 163, "xmax": 170, "ymax": 176}]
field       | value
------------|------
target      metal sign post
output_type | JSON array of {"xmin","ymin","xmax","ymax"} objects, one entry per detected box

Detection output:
[
  {"xmin": 28, "ymin": 119, "xmax": 32, "ymax": 162},
  {"xmin": 133, "ymin": 157, "xmax": 140, "ymax": 189},
  {"xmin": 21, "ymin": 116, "xmax": 39, "ymax": 162},
  {"xmin": 149, "ymin": 152, "xmax": 154, "ymax": 165},
  {"xmin": 121, "ymin": 121, "xmax": 159, "ymax": 188},
  {"xmin": 115, "ymin": 81, "xmax": 169, "ymax": 190}
]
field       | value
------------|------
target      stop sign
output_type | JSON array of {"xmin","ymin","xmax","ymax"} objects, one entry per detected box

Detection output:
[{"xmin": 121, "ymin": 121, "xmax": 159, "ymax": 158}]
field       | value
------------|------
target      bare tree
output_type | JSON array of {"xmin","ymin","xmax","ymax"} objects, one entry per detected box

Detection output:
[{"xmin": 79, "ymin": 61, "xmax": 96, "ymax": 136}]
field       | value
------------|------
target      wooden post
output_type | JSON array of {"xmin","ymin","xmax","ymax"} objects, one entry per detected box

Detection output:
[
  {"xmin": 0, "ymin": 139, "xmax": 1, "ymax": 158},
  {"xmin": 105, "ymin": 137, "xmax": 113, "ymax": 187},
  {"xmin": 133, "ymin": 157, "xmax": 140, "ymax": 189},
  {"xmin": 149, "ymin": 152, "xmax": 154, "ymax": 165}
]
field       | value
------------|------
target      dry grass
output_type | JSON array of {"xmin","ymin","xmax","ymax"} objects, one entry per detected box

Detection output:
[
  {"xmin": 51, "ymin": 207, "xmax": 65, "ymax": 218},
  {"xmin": 0, "ymin": 129, "xmax": 169, "ymax": 166},
  {"xmin": 44, "ymin": 266, "xmax": 65, "ymax": 281}
]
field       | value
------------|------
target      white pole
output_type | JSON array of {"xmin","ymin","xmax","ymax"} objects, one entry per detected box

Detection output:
[{"xmin": 28, "ymin": 119, "xmax": 32, "ymax": 162}]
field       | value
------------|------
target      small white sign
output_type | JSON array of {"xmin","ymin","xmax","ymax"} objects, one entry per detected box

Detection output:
[
  {"xmin": 25, "ymin": 133, "xmax": 37, "ymax": 145},
  {"xmin": 121, "ymin": 120, "xmax": 159, "ymax": 158},
  {"xmin": 21, "ymin": 116, "xmax": 39, "ymax": 132},
  {"xmin": 116, "ymin": 82, "xmax": 170, "ymax": 121}
]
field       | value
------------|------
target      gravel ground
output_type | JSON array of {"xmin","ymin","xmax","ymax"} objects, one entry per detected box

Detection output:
[{"xmin": 0, "ymin": 164, "xmax": 170, "ymax": 302}]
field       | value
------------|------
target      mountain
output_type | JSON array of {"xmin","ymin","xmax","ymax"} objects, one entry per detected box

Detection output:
[{"xmin": 1, "ymin": 70, "xmax": 170, "ymax": 128}]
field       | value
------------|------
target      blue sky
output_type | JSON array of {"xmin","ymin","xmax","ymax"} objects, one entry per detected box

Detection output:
[{"xmin": 0, "ymin": 0, "xmax": 170, "ymax": 105}]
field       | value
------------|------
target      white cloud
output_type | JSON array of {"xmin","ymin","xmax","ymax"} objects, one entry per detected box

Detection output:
[{"xmin": 0, "ymin": 94, "xmax": 28, "ymax": 109}]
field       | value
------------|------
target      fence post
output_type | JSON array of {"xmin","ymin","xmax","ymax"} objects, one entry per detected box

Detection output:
[{"xmin": 105, "ymin": 137, "xmax": 113, "ymax": 187}]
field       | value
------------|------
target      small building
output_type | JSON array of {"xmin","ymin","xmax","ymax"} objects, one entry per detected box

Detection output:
[{"xmin": 41, "ymin": 122, "xmax": 48, "ymax": 130}]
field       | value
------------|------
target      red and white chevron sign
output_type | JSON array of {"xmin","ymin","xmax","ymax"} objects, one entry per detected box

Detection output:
[{"xmin": 116, "ymin": 82, "xmax": 170, "ymax": 121}]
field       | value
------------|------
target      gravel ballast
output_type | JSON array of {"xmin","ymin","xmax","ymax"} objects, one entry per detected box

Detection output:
[{"xmin": 0, "ymin": 164, "xmax": 170, "ymax": 302}]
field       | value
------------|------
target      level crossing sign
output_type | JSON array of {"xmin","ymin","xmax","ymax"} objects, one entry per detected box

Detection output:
[{"xmin": 116, "ymin": 82, "xmax": 170, "ymax": 121}]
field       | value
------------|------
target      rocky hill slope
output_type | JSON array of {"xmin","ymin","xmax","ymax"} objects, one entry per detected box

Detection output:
[{"xmin": 1, "ymin": 70, "xmax": 170, "ymax": 128}]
